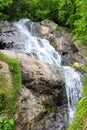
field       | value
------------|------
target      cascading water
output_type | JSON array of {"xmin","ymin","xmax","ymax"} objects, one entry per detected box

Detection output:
[
  {"xmin": 13, "ymin": 19, "xmax": 82, "ymax": 123},
  {"xmin": 63, "ymin": 66, "xmax": 82, "ymax": 123},
  {"xmin": 13, "ymin": 19, "xmax": 61, "ymax": 65}
]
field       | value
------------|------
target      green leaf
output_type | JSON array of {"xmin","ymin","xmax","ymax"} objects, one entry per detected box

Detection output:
[{"xmin": 9, "ymin": 119, "xmax": 14, "ymax": 125}]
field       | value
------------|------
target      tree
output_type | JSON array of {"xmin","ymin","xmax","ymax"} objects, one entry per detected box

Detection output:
[
  {"xmin": 0, "ymin": 0, "xmax": 13, "ymax": 19},
  {"xmin": 73, "ymin": 0, "xmax": 87, "ymax": 43}
]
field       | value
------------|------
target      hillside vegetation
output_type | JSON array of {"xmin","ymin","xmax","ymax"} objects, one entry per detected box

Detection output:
[
  {"xmin": 0, "ymin": 0, "xmax": 87, "ymax": 45},
  {"xmin": 0, "ymin": 52, "xmax": 21, "ymax": 130}
]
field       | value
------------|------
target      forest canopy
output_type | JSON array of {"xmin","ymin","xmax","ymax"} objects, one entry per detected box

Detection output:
[{"xmin": 0, "ymin": 0, "xmax": 87, "ymax": 44}]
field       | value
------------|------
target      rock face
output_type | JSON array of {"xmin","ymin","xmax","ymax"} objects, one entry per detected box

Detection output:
[
  {"xmin": 0, "ymin": 60, "xmax": 12, "ymax": 118},
  {"xmin": 37, "ymin": 21, "xmax": 87, "ymax": 64},
  {"xmin": 0, "ymin": 19, "xmax": 86, "ymax": 130},
  {"xmin": 0, "ymin": 50, "xmax": 67, "ymax": 130},
  {"xmin": 0, "ymin": 21, "xmax": 16, "ymax": 49},
  {"xmin": 0, "ymin": 50, "xmax": 65, "ymax": 93},
  {"xmin": 0, "ymin": 19, "xmax": 87, "ymax": 64},
  {"xmin": 0, "ymin": 60, "xmax": 12, "ymax": 91}
]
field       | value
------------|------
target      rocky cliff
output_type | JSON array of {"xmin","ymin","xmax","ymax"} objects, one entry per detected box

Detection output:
[
  {"xmin": 0, "ymin": 19, "xmax": 87, "ymax": 130},
  {"xmin": 0, "ymin": 50, "xmax": 67, "ymax": 130}
]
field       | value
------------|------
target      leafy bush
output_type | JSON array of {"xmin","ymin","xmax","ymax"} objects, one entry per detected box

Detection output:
[
  {"xmin": 0, "ymin": 118, "xmax": 15, "ymax": 130},
  {"xmin": 0, "ymin": 0, "xmax": 13, "ymax": 19}
]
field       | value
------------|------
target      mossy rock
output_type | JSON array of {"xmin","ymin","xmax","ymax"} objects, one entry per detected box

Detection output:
[
  {"xmin": 0, "ymin": 52, "xmax": 22, "ymax": 117},
  {"xmin": 52, "ymin": 41, "xmax": 57, "ymax": 50}
]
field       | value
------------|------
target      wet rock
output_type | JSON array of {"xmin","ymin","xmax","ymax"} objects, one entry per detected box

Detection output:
[
  {"xmin": 0, "ymin": 20, "xmax": 31, "ymax": 50},
  {"xmin": 0, "ymin": 20, "xmax": 17, "ymax": 49},
  {"xmin": 0, "ymin": 19, "xmax": 80, "ymax": 65},
  {"xmin": 26, "ymin": 20, "xmax": 41, "ymax": 36}
]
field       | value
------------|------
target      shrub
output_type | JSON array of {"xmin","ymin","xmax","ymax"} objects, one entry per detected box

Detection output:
[{"xmin": 0, "ymin": 118, "xmax": 15, "ymax": 130}]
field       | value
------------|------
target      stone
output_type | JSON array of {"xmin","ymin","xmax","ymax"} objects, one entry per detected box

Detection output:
[
  {"xmin": 0, "ymin": 50, "xmax": 65, "ymax": 95},
  {"xmin": 40, "ymin": 19, "xmax": 58, "ymax": 32},
  {"xmin": 50, "ymin": 28, "xmax": 78, "ymax": 64},
  {"xmin": 15, "ymin": 87, "xmax": 44, "ymax": 130},
  {"xmin": 0, "ymin": 19, "xmax": 86, "ymax": 130},
  {"xmin": 0, "ymin": 61, "xmax": 12, "ymax": 88},
  {"xmin": 0, "ymin": 50, "xmax": 67, "ymax": 130},
  {"xmin": 38, "ymin": 25, "xmax": 49, "ymax": 35}
]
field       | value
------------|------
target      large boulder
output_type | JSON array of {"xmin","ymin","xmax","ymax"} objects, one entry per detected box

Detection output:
[
  {"xmin": 0, "ymin": 50, "xmax": 67, "ymax": 130},
  {"xmin": 0, "ymin": 50, "xmax": 65, "ymax": 94}
]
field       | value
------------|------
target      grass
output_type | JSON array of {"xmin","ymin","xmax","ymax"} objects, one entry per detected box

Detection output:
[
  {"xmin": 52, "ymin": 41, "xmax": 57, "ymax": 50},
  {"xmin": 0, "ymin": 118, "xmax": 15, "ymax": 130},
  {"xmin": 0, "ymin": 74, "xmax": 10, "ymax": 96},
  {"xmin": 67, "ymin": 63, "xmax": 85, "ymax": 73},
  {"xmin": 0, "ymin": 52, "xmax": 22, "ymax": 117}
]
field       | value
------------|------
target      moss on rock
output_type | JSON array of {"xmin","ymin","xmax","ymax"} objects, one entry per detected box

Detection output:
[{"xmin": 0, "ymin": 52, "xmax": 22, "ymax": 117}]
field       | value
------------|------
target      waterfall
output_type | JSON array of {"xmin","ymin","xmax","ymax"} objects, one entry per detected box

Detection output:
[
  {"xmin": 63, "ymin": 66, "xmax": 82, "ymax": 123},
  {"xmin": 13, "ymin": 19, "xmax": 61, "ymax": 65},
  {"xmin": 13, "ymin": 19, "xmax": 82, "ymax": 123}
]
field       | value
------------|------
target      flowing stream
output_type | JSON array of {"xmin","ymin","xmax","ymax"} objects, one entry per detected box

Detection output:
[{"xmin": 13, "ymin": 19, "xmax": 82, "ymax": 123}]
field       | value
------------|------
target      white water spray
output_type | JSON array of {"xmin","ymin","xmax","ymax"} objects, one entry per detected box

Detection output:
[
  {"xmin": 63, "ymin": 66, "xmax": 82, "ymax": 122},
  {"xmin": 13, "ymin": 19, "xmax": 82, "ymax": 123},
  {"xmin": 13, "ymin": 19, "xmax": 61, "ymax": 65}
]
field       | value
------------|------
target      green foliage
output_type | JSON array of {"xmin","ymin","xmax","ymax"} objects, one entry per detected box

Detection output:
[
  {"xmin": 82, "ymin": 64, "xmax": 87, "ymax": 96},
  {"xmin": 68, "ymin": 63, "xmax": 85, "ymax": 73},
  {"xmin": 0, "ymin": 0, "xmax": 13, "ymax": 19},
  {"xmin": 0, "ymin": 118, "xmax": 15, "ymax": 130},
  {"xmin": 0, "ymin": 0, "xmax": 13, "ymax": 8},
  {"xmin": 0, "ymin": 52, "xmax": 22, "ymax": 116},
  {"xmin": 58, "ymin": 0, "xmax": 75, "ymax": 25},
  {"xmin": 69, "ymin": 0, "xmax": 87, "ymax": 44},
  {"xmin": 0, "ymin": 0, "xmax": 87, "ymax": 44},
  {"xmin": 42, "ymin": 104, "xmax": 57, "ymax": 114},
  {"xmin": 52, "ymin": 41, "xmax": 57, "ymax": 50},
  {"xmin": 68, "ymin": 97, "xmax": 87, "ymax": 130},
  {"xmin": 0, "ymin": 73, "xmax": 10, "ymax": 113},
  {"xmin": 7, "ymin": 0, "xmax": 58, "ymax": 21},
  {"xmin": 0, "ymin": 90, "xmax": 6, "ymax": 111},
  {"xmin": 43, "ymin": 106, "xmax": 55, "ymax": 113}
]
